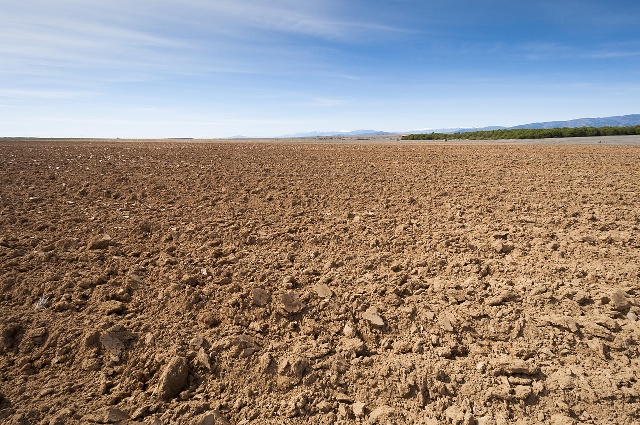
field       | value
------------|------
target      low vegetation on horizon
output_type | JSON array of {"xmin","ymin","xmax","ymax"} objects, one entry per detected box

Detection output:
[{"xmin": 402, "ymin": 125, "xmax": 640, "ymax": 140}]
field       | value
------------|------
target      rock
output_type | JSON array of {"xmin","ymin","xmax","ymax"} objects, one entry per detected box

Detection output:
[
  {"xmin": 362, "ymin": 306, "xmax": 384, "ymax": 327},
  {"xmin": 486, "ymin": 291, "xmax": 516, "ymax": 306},
  {"xmin": 88, "ymin": 234, "xmax": 113, "ymax": 250},
  {"xmin": 343, "ymin": 322, "xmax": 356, "ymax": 337},
  {"xmin": 49, "ymin": 407, "xmax": 74, "ymax": 425},
  {"xmin": 335, "ymin": 392, "xmax": 353, "ymax": 403},
  {"xmin": 314, "ymin": 283, "xmax": 333, "ymax": 298},
  {"xmin": 199, "ymin": 410, "xmax": 231, "ymax": 425},
  {"xmin": 368, "ymin": 405, "xmax": 395, "ymax": 424},
  {"xmin": 101, "ymin": 300, "xmax": 126, "ymax": 315},
  {"xmin": 337, "ymin": 337, "xmax": 366, "ymax": 358},
  {"xmin": 610, "ymin": 290, "xmax": 631, "ymax": 311},
  {"xmin": 549, "ymin": 413, "xmax": 576, "ymax": 425},
  {"xmin": 155, "ymin": 356, "xmax": 189, "ymax": 401},
  {"xmin": 444, "ymin": 405, "xmax": 465, "ymax": 423},
  {"xmin": 277, "ymin": 355, "xmax": 309, "ymax": 388},
  {"xmin": 316, "ymin": 400, "xmax": 333, "ymax": 413},
  {"xmin": 491, "ymin": 357, "xmax": 539, "ymax": 376},
  {"xmin": 441, "ymin": 316, "xmax": 455, "ymax": 332},
  {"xmin": 282, "ymin": 275, "xmax": 297, "ymax": 289},
  {"xmin": 492, "ymin": 240, "xmax": 514, "ymax": 254},
  {"xmin": 252, "ymin": 288, "xmax": 271, "ymax": 307},
  {"xmin": 352, "ymin": 401, "xmax": 366, "ymax": 418},
  {"xmin": 181, "ymin": 273, "xmax": 200, "ymax": 286},
  {"xmin": 100, "ymin": 332, "xmax": 125, "ymax": 360},
  {"xmin": 127, "ymin": 274, "xmax": 144, "ymax": 286},
  {"xmin": 130, "ymin": 406, "xmax": 150, "ymax": 420},
  {"xmin": 197, "ymin": 347, "xmax": 212, "ymax": 370},
  {"xmin": 281, "ymin": 291, "xmax": 304, "ymax": 314},
  {"xmin": 477, "ymin": 415, "xmax": 497, "ymax": 425},
  {"xmin": 229, "ymin": 334, "xmax": 260, "ymax": 358},
  {"xmin": 514, "ymin": 384, "xmax": 533, "ymax": 400},
  {"xmin": 85, "ymin": 407, "xmax": 129, "ymax": 423}
]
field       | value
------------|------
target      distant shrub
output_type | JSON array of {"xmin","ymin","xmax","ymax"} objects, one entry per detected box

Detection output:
[{"xmin": 402, "ymin": 125, "xmax": 640, "ymax": 140}]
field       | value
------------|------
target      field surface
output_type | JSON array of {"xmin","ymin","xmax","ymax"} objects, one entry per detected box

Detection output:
[{"xmin": 1, "ymin": 138, "xmax": 640, "ymax": 424}]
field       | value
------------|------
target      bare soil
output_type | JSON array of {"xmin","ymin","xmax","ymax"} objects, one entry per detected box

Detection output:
[{"xmin": 1, "ymin": 139, "xmax": 640, "ymax": 424}]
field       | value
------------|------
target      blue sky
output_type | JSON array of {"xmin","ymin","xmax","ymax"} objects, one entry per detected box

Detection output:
[{"xmin": 2, "ymin": 0, "xmax": 639, "ymax": 138}]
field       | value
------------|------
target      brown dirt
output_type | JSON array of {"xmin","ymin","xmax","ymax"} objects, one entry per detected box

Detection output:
[{"xmin": 1, "ymin": 139, "xmax": 640, "ymax": 424}]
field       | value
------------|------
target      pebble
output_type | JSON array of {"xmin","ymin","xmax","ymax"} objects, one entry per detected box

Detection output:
[
  {"xmin": 314, "ymin": 283, "xmax": 333, "ymax": 298},
  {"xmin": 368, "ymin": 405, "xmax": 395, "ymax": 424},
  {"xmin": 281, "ymin": 292, "xmax": 304, "ymax": 314},
  {"xmin": 441, "ymin": 316, "xmax": 455, "ymax": 332},
  {"xmin": 491, "ymin": 357, "xmax": 539, "ymax": 376},
  {"xmin": 362, "ymin": 306, "xmax": 384, "ymax": 327},
  {"xmin": 88, "ymin": 234, "xmax": 113, "ymax": 250},
  {"xmin": 252, "ymin": 288, "xmax": 271, "ymax": 307},
  {"xmin": 100, "ymin": 332, "xmax": 125, "ymax": 361},
  {"xmin": 610, "ymin": 290, "xmax": 631, "ymax": 311},
  {"xmin": 155, "ymin": 356, "xmax": 189, "ymax": 401},
  {"xmin": 101, "ymin": 300, "xmax": 126, "ymax": 315},
  {"xmin": 352, "ymin": 402, "xmax": 366, "ymax": 418},
  {"xmin": 492, "ymin": 240, "xmax": 514, "ymax": 254}
]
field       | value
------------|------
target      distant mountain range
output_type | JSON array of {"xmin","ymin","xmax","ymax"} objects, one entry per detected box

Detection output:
[
  {"xmin": 280, "ymin": 129, "xmax": 393, "ymax": 138},
  {"xmin": 277, "ymin": 114, "xmax": 640, "ymax": 138}
]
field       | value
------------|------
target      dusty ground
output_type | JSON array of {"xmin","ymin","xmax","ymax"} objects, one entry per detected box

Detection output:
[{"xmin": 1, "ymin": 138, "xmax": 640, "ymax": 424}]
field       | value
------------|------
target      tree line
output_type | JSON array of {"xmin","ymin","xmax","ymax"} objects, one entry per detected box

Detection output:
[{"xmin": 402, "ymin": 125, "xmax": 640, "ymax": 140}]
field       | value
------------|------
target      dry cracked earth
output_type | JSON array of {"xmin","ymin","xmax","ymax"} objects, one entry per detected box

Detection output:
[{"xmin": 1, "ymin": 138, "xmax": 640, "ymax": 424}]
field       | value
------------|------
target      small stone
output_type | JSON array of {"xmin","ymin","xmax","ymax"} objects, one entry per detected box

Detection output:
[
  {"xmin": 252, "ymin": 288, "xmax": 271, "ymax": 307},
  {"xmin": 610, "ymin": 290, "xmax": 631, "ymax": 311},
  {"xmin": 549, "ymin": 413, "xmax": 576, "ymax": 425},
  {"xmin": 100, "ymin": 332, "xmax": 125, "ymax": 360},
  {"xmin": 127, "ymin": 274, "xmax": 144, "ymax": 286},
  {"xmin": 491, "ymin": 357, "xmax": 539, "ymax": 376},
  {"xmin": 368, "ymin": 405, "xmax": 395, "ymax": 424},
  {"xmin": 486, "ymin": 291, "xmax": 515, "ymax": 306},
  {"xmin": 314, "ymin": 283, "xmax": 333, "ymax": 298},
  {"xmin": 101, "ymin": 300, "xmax": 126, "ymax": 315},
  {"xmin": 353, "ymin": 402, "xmax": 366, "ymax": 418},
  {"xmin": 362, "ymin": 306, "xmax": 384, "ymax": 327},
  {"xmin": 197, "ymin": 347, "xmax": 212, "ymax": 370},
  {"xmin": 335, "ymin": 392, "xmax": 353, "ymax": 403},
  {"xmin": 282, "ymin": 275, "xmax": 297, "ymax": 289},
  {"xmin": 131, "ymin": 406, "xmax": 150, "ymax": 420},
  {"xmin": 281, "ymin": 292, "xmax": 304, "ymax": 314},
  {"xmin": 86, "ymin": 407, "xmax": 129, "ymax": 424},
  {"xmin": 514, "ymin": 385, "xmax": 532, "ymax": 400},
  {"xmin": 343, "ymin": 322, "xmax": 356, "ymax": 338},
  {"xmin": 88, "ymin": 234, "xmax": 113, "ymax": 250},
  {"xmin": 627, "ymin": 312, "xmax": 638, "ymax": 322},
  {"xmin": 199, "ymin": 410, "xmax": 231, "ymax": 425},
  {"xmin": 444, "ymin": 405, "xmax": 465, "ymax": 423},
  {"xmin": 316, "ymin": 400, "xmax": 333, "ymax": 413},
  {"xmin": 337, "ymin": 337, "xmax": 366, "ymax": 358},
  {"xmin": 477, "ymin": 415, "xmax": 497, "ymax": 425},
  {"xmin": 181, "ymin": 274, "xmax": 200, "ymax": 286},
  {"xmin": 155, "ymin": 356, "xmax": 189, "ymax": 401},
  {"xmin": 441, "ymin": 316, "xmax": 455, "ymax": 332},
  {"xmin": 392, "ymin": 340, "xmax": 412, "ymax": 354},
  {"xmin": 492, "ymin": 240, "xmax": 514, "ymax": 254}
]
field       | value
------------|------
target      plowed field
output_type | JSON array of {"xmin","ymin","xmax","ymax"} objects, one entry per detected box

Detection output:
[{"xmin": 2, "ymin": 138, "xmax": 640, "ymax": 424}]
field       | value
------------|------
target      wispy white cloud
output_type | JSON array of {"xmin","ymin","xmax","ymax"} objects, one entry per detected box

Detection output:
[
  {"xmin": 0, "ymin": 0, "xmax": 405, "ymax": 81},
  {"xmin": 310, "ymin": 97, "xmax": 350, "ymax": 107},
  {"xmin": 0, "ymin": 88, "xmax": 95, "ymax": 99}
]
